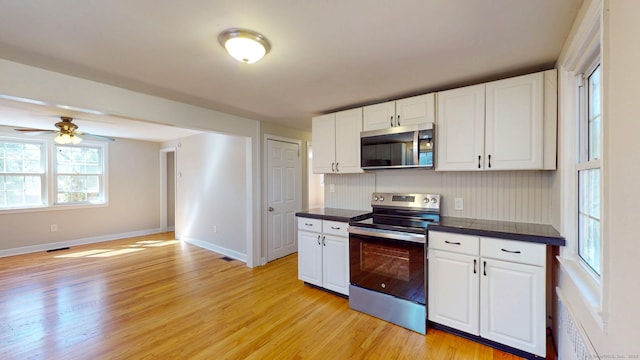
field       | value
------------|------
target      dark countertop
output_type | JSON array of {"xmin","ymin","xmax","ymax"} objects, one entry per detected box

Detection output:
[
  {"xmin": 428, "ymin": 216, "xmax": 565, "ymax": 246},
  {"xmin": 295, "ymin": 208, "xmax": 372, "ymax": 223}
]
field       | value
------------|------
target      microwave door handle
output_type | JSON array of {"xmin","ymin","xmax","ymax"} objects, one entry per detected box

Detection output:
[{"xmin": 413, "ymin": 130, "xmax": 419, "ymax": 165}]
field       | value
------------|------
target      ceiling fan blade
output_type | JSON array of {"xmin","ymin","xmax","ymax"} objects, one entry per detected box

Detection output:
[
  {"xmin": 80, "ymin": 132, "xmax": 116, "ymax": 142},
  {"xmin": 15, "ymin": 129, "xmax": 56, "ymax": 135}
]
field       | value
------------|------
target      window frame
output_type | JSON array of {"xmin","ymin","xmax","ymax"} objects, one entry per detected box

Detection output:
[
  {"xmin": 577, "ymin": 62, "xmax": 602, "ymax": 278},
  {"xmin": 0, "ymin": 129, "xmax": 109, "ymax": 213},
  {"xmin": 54, "ymin": 142, "xmax": 107, "ymax": 206},
  {"xmin": 0, "ymin": 136, "xmax": 48, "ymax": 210}
]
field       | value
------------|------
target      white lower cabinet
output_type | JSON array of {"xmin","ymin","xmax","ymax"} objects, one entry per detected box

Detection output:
[
  {"xmin": 297, "ymin": 217, "xmax": 349, "ymax": 296},
  {"xmin": 428, "ymin": 231, "xmax": 546, "ymax": 357}
]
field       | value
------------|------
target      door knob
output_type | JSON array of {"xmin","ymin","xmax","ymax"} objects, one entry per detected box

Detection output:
[{"xmin": 268, "ymin": 207, "xmax": 274, "ymax": 212}]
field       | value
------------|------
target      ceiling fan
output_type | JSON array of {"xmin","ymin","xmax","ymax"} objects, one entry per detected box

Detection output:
[{"xmin": 14, "ymin": 116, "xmax": 115, "ymax": 144}]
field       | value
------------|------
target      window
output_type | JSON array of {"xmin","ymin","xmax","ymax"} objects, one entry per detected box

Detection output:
[
  {"xmin": 55, "ymin": 145, "xmax": 105, "ymax": 204},
  {"xmin": 577, "ymin": 64, "xmax": 602, "ymax": 275},
  {"xmin": 0, "ymin": 140, "xmax": 46, "ymax": 209},
  {"xmin": 0, "ymin": 133, "xmax": 107, "ymax": 211}
]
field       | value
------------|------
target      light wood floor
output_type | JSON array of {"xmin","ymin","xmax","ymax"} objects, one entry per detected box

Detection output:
[{"xmin": 0, "ymin": 232, "xmax": 546, "ymax": 359}]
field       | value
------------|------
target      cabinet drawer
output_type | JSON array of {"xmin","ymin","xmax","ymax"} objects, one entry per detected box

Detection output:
[
  {"xmin": 297, "ymin": 217, "xmax": 322, "ymax": 233},
  {"xmin": 480, "ymin": 238, "xmax": 545, "ymax": 266},
  {"xmin": 322, "ymin": 220, "xmax": 349, "ymax": 237},
  {"xmin": 428, "ymin": 231, "xmax": 479, "ymax": 256}
]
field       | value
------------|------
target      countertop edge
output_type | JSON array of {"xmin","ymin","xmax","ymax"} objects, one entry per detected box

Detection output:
[
  {"xmin": 428, "ymin": 224, "xmax": 566, "ymax": 246},
  {"xmin": 295, "ymin": 209, "xmax": 372, "ymax": 223}
]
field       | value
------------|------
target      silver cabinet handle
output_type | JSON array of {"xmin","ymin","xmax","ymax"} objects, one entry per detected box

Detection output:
[
  {"xmin": 317, "ymin": 235, "xmax": 321, "ymax": 245},
  {"xmin": 268, "ymin": 207, "xmax": 274, "ymax": 212},
  {"xmin": 322, "ymin": 235, "xmax": 326, "ymax": 246},
  {"xmin": 305, "ymin": 223, "xmax": 313, "ymax": 226},
  {"xmin": 397, "ymin": 114, "xmax": 400, "ymax": 126},
  {"xmin": 335, "ymin": 162, "xmax": 339, "ymax": 172},
  {"xmin": 331, "ymin": 162, "xmax": 335, "ymax": 172},
  {"xmin": 331, "ymin": 226, "xmax": 341, "ymax": 230},
  {"xmin": 390, "ymin": 116, "xmax": 394, "ymax": 127}
]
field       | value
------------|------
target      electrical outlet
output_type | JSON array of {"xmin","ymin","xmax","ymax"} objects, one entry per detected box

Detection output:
[
  {"xmin": 50, "ymin": 224, "xmax": 58, "ymax": 232},
  {"xmin": 454, "ymin": 198, "xmax": 464, "ymax": 211},
  {"xmin": 329, "ymin": 184, "xmax": 335, "ymax": 193}
]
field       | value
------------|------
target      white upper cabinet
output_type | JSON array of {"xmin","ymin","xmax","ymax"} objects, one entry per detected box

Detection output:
[
  {"xmin": 363, "ymin": 93, "xmax": 435, "ymax": 131},
  {"xmin": 436, "ymin": 84, "xmax": 485, "ymax": 171},
  {"xmin": 436, "ymin": 70, "xmax": 557, "ymax": 171},
  {"xmin": 312, "ymin": 108, "xmax": 363, "ymax": 174},
  {"xmin": 485, "ymin": 72, "xmax": 544, "ymax": 170}
]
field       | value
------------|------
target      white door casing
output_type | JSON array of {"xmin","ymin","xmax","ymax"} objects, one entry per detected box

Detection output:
[{"xmin": 267, "ymin": 139, "xmax": 301, "ymax": 262}]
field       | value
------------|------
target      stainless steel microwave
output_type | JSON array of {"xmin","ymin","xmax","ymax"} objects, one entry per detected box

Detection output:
[{"xmin": 360, "ymin": 123, "xmax": 435, "ymax": 170}]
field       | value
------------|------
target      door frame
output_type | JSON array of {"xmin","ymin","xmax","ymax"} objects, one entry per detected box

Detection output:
[
  {"xmin": 159, "ymin": 146, "xmax": 177, "ymax": 233},
  {"xmin": 262, "ymin": 134, "xmax": 303, "ymax": 265}
]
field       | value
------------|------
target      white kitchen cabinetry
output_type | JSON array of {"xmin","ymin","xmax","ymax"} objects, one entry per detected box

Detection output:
[
  {"xmin": 297, "ymin": 217, "xmax": 350, "ymax": 295},
  {"xmin": 428, "ymin": 231, "xmax": 546, "ymax": 357},
  {"xmin": 363, "ymin": 93, "xmax": 435, "ymax": 131},
  {"xmin": 480, "ymin": 238, "xmax": 546, "ymax": 357},
  {"xmin": 312, "ymin": 108, "xmax": 363, "ymax": 174},
  {"xmin": 436, "ymin": 69, "xmax": 557, "ymax": 171},
  {"xmin": 428, "ymin": 231, "xmax": 480, "ymax": 335}
]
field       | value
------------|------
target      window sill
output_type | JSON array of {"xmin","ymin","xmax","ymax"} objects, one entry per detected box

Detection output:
[
  {"xmin": 0, "ymin": 202, "xmax": 108, "ymax": 215},
  {"xmin": 556, "ymin": 255, "xmax": 607, "ymax": 332}
]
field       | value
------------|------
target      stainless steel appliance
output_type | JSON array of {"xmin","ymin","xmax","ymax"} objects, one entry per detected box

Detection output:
[
  {"xmin": 348, "ymin": 192, "xmax": 440, "ymax": 334},
  {"xmin": 360, "ymin": 124, "xmax": 434, "ymax": 170}
]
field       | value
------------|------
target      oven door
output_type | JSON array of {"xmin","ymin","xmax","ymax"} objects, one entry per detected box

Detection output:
[{"xmin": 348, "ymin": 226, "xmax": 426, "ymax": 304}]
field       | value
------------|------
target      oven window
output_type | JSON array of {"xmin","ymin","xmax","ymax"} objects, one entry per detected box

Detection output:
[{"xmin": 361, "ymin": 242, "xmax": 410, "ymax": 281}]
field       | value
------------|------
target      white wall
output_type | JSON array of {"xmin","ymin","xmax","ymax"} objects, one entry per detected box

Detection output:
[
  {"xmin": 166, "ymin": 151, "xmax": 175, "ymax": 228},
  {"xmin": 0, "ymin": 136, "xmax": 161, "ymax": 255},
  {"xmin": 325, "ymin": 170, "xmax": 555, "ymax": 223},
  {"xmin": 173, "ymin": 132, "xmax": 248, "ymax": 260}
]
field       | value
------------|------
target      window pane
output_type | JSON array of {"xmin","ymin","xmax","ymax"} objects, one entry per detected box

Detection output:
[
  {"xmin": 0, "ymin": 175, "xmax": 43, "ymax": 208},
  {"xmin": 578, "ymin": 168, "xmax": 601, "ymax": 274},
  {"xmin": 588, "ymin": 66, "xmax": 601, "ymax": 161},
  {"xmin": 57, "ymin": 175, "xmax": 101, "ymax": 204},
  {"xmin": 0, "ymin": 141, "xmax": 44, "ymax": 174}
]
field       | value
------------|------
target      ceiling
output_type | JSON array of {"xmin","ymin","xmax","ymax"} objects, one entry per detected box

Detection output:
[{"xmin": 0, "ymin": 0, "xmax": 582, "ymax": 140}]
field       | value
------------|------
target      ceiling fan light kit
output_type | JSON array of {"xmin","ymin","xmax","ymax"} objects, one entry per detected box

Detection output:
[
  {"xmin": 54, "ymin": 133, "xmax": 82, "ymax": 144},
  {"xmin": 218, "ymin": 28, "xmax": 271, "ymax": 64},
  {"xmin": 14, "ymin": 116, "xmax": 115, "ymax": 143}
]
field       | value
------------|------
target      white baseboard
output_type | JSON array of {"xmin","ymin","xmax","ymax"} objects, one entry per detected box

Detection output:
[
  {"xmin": 182, "ymin": 237, "xmax": 247, "ymax": 263},
  {"xmin": 0, "ymin": 228, "xmax": 162, "ymax": 258}
]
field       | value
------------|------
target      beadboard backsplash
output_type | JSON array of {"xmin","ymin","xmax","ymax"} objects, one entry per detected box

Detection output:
[{"xmin": 325, "ymin": 170, "xmax": 555, "ymax": 224}]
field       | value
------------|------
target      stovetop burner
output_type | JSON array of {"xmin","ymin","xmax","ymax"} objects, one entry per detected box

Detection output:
[{"xmin": 349, "ymin": 192, "xmax": 441, "ymax": 233}]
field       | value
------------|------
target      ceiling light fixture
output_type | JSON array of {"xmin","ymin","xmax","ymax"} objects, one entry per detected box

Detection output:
[
  {"xmin": 218, "ymin": 28, "xmax": 271, "ymax": 64},
  {"xmin": 54, "ymin": 133, "xmax": 82, "ymax": 144}
]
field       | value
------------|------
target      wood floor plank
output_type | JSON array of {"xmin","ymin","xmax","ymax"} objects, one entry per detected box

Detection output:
[{"xmin": 0, "ymin": 232, "xmax": 548, "ymax": 359}]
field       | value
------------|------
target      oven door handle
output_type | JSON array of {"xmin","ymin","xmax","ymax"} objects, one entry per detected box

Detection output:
[{"xmin": 347, "ymin": 226, "xmax": 425, "ymax": 244}]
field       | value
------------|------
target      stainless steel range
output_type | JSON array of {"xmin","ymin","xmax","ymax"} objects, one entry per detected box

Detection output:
[{"xmin": 347, "ymin": 192, "xmax": 440, "ymax": 334}]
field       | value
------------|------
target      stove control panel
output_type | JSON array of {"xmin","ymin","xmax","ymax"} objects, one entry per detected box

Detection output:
[{"xmin": 371, "ymin": 192, "xmax": 440, "ymax": 211}]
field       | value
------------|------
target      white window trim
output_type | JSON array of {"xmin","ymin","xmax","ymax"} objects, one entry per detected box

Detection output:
[
  {"xmin": 0, "ymin": 128, "xmax": 109, "ymax": 214},
  {"xmin": 557, "ymin": 0, "xmax": 607, "ymax": 331}
]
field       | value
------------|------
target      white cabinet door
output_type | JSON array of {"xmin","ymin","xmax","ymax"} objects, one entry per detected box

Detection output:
[
  {"xmin": 428, "ymin": 249, "xmax": 480, "ymax": 335},
  {"xmin": 334, "ymin": 108, "xmax": 363, "ymax": 173},
  {"xmin": 396, "ymin": 93, "xmax": 435, "ymax": 127},
  {"xmin": 363, "ymin": 101, "xmax": 395, "ymax": 131},
  {"xmin": 297, "ymin": 230, "xmax": 322, "ymax": 287},
  {"xmin": 311, "ymin": 113, "xmax": 336, "ymax": 174},
  {"xmin": 321, "ymin": 234, "xmax": 349, "ymax": 295},
  {"xmin": 436, "ymin": 84, "xmax": 485, "ymax": 171},
  {"xmin": 480, "ymin": 258, "xmax": 546, "ymax": 357},
  {"xmin": 485, "ymin": 72, "xmax": 544, "ymax": 170}
]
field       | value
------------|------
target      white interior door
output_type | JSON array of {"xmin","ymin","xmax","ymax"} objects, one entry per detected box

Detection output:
[{"xmin": 267, "ymin": 139, "xmax": 300, "ymax": 262}]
